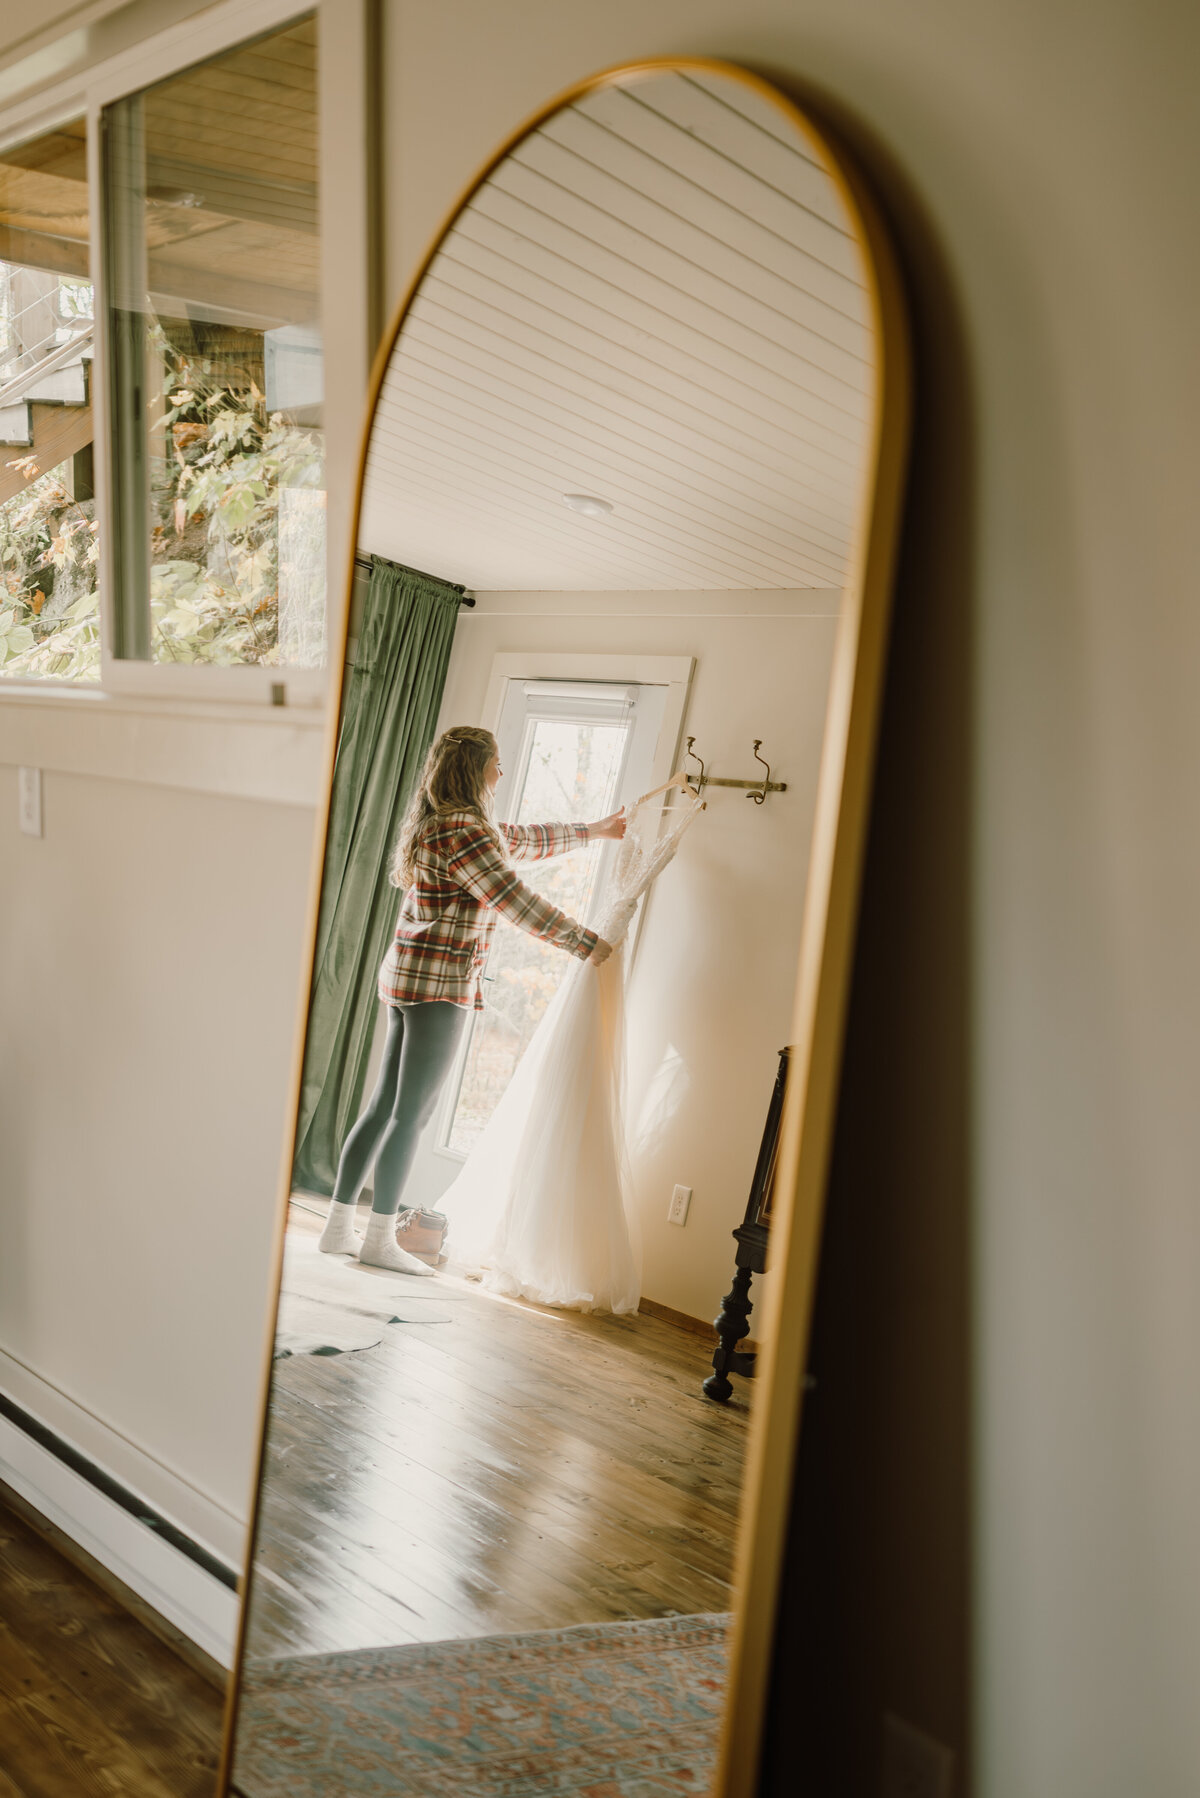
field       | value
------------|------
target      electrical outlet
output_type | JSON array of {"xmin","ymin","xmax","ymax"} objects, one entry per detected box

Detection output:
[
  {"xmin": 18, "ymin": 766, "xmax": 42, "ymax": 837},
  {"xmin": 881, "ymin": 1714, "xmax": 954, "ymax": 1798},
  {"xmin": 667, "ymin": 1184, "xmax": 692, "ymax": 1226}
]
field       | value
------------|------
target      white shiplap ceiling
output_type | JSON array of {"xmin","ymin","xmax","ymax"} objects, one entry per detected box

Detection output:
[{"xmin": 359, "ymin": 70, "xmax": 874, "ymax": 592}]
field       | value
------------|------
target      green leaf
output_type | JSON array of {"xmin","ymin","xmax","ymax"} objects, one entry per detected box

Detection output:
[{"xmin": 218, "ymin": 486, "xmax": 258, "ymax": 530}]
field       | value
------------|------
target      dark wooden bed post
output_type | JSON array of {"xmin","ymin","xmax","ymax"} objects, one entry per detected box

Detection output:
[{"xmin": 704, "ymin": 1046, "xmax": 791, "ymax": 1402}]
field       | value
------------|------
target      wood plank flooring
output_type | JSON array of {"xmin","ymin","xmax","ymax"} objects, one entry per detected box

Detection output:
[
  {"xmin": 0, "ymin": 1216, "xmax": 750, "ymax": 1792},
  {"xmin": 243, "ymin": 1208, "xmax": 753, "ymax": 1660},
  {"xmin": 0, "ymin": 1487, "xmax": 223, "ymax": 1798}
]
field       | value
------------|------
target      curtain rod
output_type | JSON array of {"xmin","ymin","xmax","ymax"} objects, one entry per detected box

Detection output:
[{"xmin": 354, "ymin": 552, "xmax": 476, "ymax": 606}]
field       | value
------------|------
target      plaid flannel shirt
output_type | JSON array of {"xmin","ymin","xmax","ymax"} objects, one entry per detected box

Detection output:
[{"xmin": 378, "ymin": 811, "xmax": 599, "ymax": 1010}]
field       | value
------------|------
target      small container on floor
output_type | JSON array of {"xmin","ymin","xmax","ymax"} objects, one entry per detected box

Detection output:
[{"xmin": 396, "ymin": 1207, "xmax": 448, "ymax": 1265}]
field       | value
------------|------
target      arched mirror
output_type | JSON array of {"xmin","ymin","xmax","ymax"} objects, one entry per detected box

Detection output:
[{"xmin": 219, "ymin": 58, "xmax": 908, "ymax": 1798}]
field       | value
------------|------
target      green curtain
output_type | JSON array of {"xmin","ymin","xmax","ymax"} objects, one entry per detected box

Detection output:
[{"xmin": 291, "ymin": 558, "xmax": 461, "ymax": 1195}]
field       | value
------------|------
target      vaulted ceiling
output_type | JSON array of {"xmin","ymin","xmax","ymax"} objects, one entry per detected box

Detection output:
[{"xmin": 359, "ymin": 69, "xmax": 874, "ymax": 592}]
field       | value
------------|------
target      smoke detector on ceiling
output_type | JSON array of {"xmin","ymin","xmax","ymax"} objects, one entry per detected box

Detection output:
[{"xmin": 562, "ymin": 493, "xmax": 613, "ymax": 518}]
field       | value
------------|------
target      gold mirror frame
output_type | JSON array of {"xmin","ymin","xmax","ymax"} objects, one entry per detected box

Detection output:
[{"xmin": 217, "ymin": 56, "xmax": 910, "ymax": 1798}]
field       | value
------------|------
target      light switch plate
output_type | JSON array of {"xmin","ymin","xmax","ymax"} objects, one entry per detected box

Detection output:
[{"xmin": 18, "ymin": 766, "xmax": 42, "ymax": 837}]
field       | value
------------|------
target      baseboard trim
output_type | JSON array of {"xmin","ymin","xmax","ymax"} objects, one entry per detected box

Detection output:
[
  {"xmin": 0, "ymin": 1391, "xmax": 236, "ymax": 1589},
  {"xmin": 639, "ymin": 1295, "xmax": 759, "ymax": 1354},
  {"xmin": 0, "ymin": 1343, "xmax": 246, "ymax": 1565},
  {"xmin": 0, "ymin": 1392, "xmax": 240, "ymax": 1668}
]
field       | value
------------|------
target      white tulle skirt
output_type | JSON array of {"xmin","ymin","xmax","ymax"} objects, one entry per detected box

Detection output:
[{"xmin": 440, "ymin": 942, "xmax": 641, "ymax": 1315}]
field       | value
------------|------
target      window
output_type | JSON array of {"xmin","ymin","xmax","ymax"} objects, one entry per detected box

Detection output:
[
  {"xmin": 445, "ymin": 680, "xmax": 667, "ymax": 1155},
  {"xmin": 0, "ymin": 118, "xmax": 98, "ymax": 679},
  {"xmin": 102, "ymin": 15, "xmax": 324, "ymax": 672}
]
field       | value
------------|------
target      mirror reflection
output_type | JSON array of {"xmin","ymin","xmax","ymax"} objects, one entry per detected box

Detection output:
[{"xmin": 229, "ymin": 62, "xmax": 876, "ymax": 1798}]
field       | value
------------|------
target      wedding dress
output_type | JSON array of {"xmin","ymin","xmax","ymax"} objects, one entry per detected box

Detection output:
[{"xmin": 440, "ymin": 788, "xmax": 702, "ymax": 1314}]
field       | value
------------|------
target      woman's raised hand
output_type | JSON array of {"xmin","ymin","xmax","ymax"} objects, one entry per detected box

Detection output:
[
  {"xmin": 588, "ymin": 938, "xmax": 614, "ymax": 964},
  {"xmin": 590, "ymin": 809, "xmax": 627, "ymax": 841}
]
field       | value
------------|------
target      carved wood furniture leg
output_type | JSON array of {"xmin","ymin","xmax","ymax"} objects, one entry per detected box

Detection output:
[{"xmin": 704, "ymin": 1265, "xmax": 757, "ymax": 1401}]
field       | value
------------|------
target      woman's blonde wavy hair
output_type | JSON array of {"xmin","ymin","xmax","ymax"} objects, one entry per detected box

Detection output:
[{"xmin": 391, "ymin": 725, "xmax": 498, "ymax": 888}]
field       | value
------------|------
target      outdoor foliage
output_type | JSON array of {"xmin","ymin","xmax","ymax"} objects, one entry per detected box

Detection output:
[
  {"xmin": 0, "ymin": 457, "xmax": 99, "ymax": 678},
  {"xmin": 149, "ymin": 344, "xmax": 324, "ymax": 665},
  {"xmin": 0, "ymin": 327, "xmax": 324, "ymax": 679}
]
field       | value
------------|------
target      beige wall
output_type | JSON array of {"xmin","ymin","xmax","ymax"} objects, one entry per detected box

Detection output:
[
  {"xmin": 434, "ymin": 589, "xmax": 838, "ymax": 1321},
  {"xmin": 0, "ymin": 716, "xmax": 321, "ymax": 1560}
]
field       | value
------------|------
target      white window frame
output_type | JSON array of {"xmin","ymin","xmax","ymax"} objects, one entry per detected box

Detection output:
[
  {"xmin": 480, "ymin": 652, "xmax": 693, "ymax": 784},
  {"xmin": 0, "ymin": 0, "xmax": 373, "ymax": 713},
  {"xmin": 480, "ymin": 650, "xmax": 694, "ymax": 979},
  {"xmin": 492, "ymin": 678, "xmax": 649, "ymax": 849}
]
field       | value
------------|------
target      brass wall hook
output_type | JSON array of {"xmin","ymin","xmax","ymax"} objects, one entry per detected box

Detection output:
[
  {"xmin": 676, "ymin": 737, "xmax": 786, "ymax": 803},
  {"xmin": 749, "ymin": 740, "xmax": 770, "ymax": 804},
  {"xmin": 684, "ymin": 736, "xmax": 707, "ymax": 795}
]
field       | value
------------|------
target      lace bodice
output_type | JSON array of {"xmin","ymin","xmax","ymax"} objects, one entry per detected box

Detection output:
[{"xmin": 591, "ymin": 792, "xmax": 702, "ymax": 946}]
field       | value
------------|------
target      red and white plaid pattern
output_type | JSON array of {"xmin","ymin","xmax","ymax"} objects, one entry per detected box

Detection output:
[{"xmin": 378, "ymin": 812, "xmax": 599, "ymax": 1010}]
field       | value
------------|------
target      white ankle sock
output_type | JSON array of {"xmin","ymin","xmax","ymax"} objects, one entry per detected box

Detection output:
[
  {"xmin": 358, "ymin": 1211, "xmax": 435, "ymax": 1276},
  {"xmin": 318, "ymin": 1202, "xmax": 362, "ymax": 1255}
]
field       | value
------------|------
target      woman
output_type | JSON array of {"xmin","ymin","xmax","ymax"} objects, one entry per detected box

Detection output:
[{"xmin": 318, "ymin": 724, "xmax": 625, "ymax": 1273}]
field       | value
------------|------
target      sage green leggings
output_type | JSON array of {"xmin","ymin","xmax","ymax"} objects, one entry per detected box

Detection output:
[{"xmin": 328, "ymin": 1001, "xmax": 469, "ymax": 1217}]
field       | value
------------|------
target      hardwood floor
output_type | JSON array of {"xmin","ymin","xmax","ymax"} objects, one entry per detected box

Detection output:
[
  {"xmin": 0, "ymin": 1218, "xmax": 750, "ymax": 1792},
  {"xmin": 0, "ymin": 1486, "xmax": 224, "ymax": 1798},
  {"xmin": 243, "ymin": 1208, "xmax": 753, "ymax": 1661}
]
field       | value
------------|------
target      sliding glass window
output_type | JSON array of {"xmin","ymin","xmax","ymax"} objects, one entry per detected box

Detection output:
[
  {"xmin": 0, "ymin": 118, "xmax": 98, "ymax": 681},
  {"xmin": 102, "ymin": 14, "xmax": 325, "ymax": 670}
]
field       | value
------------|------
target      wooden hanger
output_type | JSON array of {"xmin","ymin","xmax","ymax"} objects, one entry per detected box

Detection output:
[
  {"xmin": 634, "ymin": 769, "xmax": 705, "ymax": 809},
  {"xmin": 635, "ymin": 769, "xmax": 689, "ymax": 805}
]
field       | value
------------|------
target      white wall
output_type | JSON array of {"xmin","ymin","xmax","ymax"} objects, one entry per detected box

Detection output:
[
  {"xmin": 0, "ymin": 705, "xmax": 322, "ymax": 1564},
  {"xmin": 434, "ymin": 589, "xmax": 837, "ymax": 1321}
]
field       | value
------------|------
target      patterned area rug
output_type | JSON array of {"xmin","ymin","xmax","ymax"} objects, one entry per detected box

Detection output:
[{"xmin": 233, "ymin": 1612, "xmax": 731, "ymax": 1797}]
